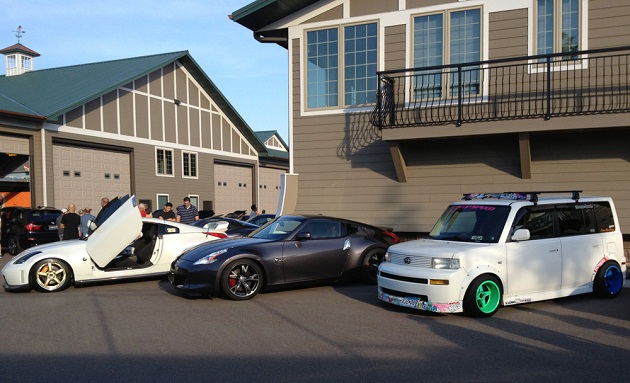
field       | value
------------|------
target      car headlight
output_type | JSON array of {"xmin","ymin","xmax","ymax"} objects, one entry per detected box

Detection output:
[
  {"xmin": 431, "ymin": 257, "xmax": 460, "ymax": 269},
  {"xmin": 14, "ymin": 251, "xmax": 42, "ymax": 265},
  {"xmin": 193, "ymin": 249, "xmax": 228, "ymax": 265},
  {"xmin": 383, "ymin": 251, "xmax": 390, "ymax": 262}
]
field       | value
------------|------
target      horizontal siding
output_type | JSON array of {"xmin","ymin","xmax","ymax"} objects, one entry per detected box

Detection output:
[
  {"xmin": 489, "ymin": 9, "xmax": 528, "ymax": 59},
  {"xmin": 588, "ymin": 1, "xmax": 630, "ymax": 49},
  {"xmin": 384, "ymin": 25, "xmax": 406, "ymax": 71}
]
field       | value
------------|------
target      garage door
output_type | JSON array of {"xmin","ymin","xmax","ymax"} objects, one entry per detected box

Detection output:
[
  {"xmin": 258, "ymin": 167, "xmax": 285, "ymax": 214},
  {"xmin": 53, "ymin": 145, "xmax": 131, "ymax": 213},
  {"xmin": 214, "ymin": 163, "xmax": 253, "ymax": 216},
  {"xmin": 0, "ymin": 134, "xmax": 29, "ymax": 155}
]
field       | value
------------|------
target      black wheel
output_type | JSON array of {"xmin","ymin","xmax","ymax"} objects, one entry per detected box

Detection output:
[
  {"xmin": 463, "ymin": 275, "xmax": 502, "ymax": 318},
  {"xmin": 593, "ymin": 261, "xmax": 623, "ymax": 298},
  {"xmin": 31, "ymin": 259, "xmax": 73, "ymax": 292},
  {"xmin": 362, "ymin": 248, "xmax": 386, "ymax": 284},
  {"xmin": 220, "ymin": 259, "xmax": 262, "ymax": 301},
  {"xmin": 8, "ymin": 235, "xmax": 22, "ymax": 256}
]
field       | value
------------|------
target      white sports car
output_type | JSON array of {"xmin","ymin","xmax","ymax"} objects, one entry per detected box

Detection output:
[{"xmin": 1, "ymin": 195, "xmax": 227, "ymax": 292}]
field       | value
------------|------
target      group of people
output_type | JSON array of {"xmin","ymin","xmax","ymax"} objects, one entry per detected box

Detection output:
[
  {"xmin": 56, "ymin": 198, "xmax": 108, "ymax": 240},
  {"xmin": 57, "ymin": 197, "xmax": 263, "ymax": 240}
]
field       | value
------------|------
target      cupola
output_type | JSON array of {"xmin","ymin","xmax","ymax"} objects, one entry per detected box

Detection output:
[{"xmin": 1, "ymin": 26, "xmax": 40, "ymax": 77}]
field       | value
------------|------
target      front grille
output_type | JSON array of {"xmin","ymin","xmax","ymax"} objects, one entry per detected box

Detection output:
[
  {"xmin": 381, "ymin": 287, "xmax": 427, "ymax": 301},
  {"xmin": 380, "ymin": 271, "xmax": 427, "ymax": 284},
  {"xmin": 169, "ymin": 272, "xmax": 187, "ymax": 286},
  {"xmin": 388, "ymin": 253, "xmax": 432, "ymax": 267}
]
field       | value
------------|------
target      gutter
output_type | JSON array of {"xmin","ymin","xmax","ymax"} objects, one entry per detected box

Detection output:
[{"xmin": 253, "ymin": 31, "xmax": 288, "ymax": 44}]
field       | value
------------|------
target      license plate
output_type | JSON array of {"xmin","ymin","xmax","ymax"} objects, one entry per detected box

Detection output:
[{"xmin": 49, "ymin": 225, "xmax": 57, "ymax": 230}]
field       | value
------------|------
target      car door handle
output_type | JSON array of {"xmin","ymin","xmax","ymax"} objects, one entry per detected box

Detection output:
[{"xmin": 550, "ymin": 249, "xmax": 559, "ymax": 252}]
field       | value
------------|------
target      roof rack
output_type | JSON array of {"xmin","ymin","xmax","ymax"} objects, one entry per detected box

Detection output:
[{"xmin": 463, "ymin": 190, "xmax": 582, "ymax": 203}]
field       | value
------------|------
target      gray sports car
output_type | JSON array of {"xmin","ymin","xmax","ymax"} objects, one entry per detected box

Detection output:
[{"xmin": 169, "ymin": 215, "xmax": 399, "ymax": 300}]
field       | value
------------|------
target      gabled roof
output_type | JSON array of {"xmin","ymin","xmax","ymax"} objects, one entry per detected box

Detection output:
[
  {"xmin": 255, "ymin": 130, "xmax": 289, "ymax": 161},
  {"xmin": 230, "ymin": 0, "xmax": 319, "ymax": 48},
  {"xmin": 0, "ymin": 51, "xmax": 267, "ymax": 154}
]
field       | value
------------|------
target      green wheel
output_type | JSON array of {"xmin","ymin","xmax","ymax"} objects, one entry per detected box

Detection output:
[{"xmin": 464, "ymin": 275, "xmax": 502, "ymax": 317}]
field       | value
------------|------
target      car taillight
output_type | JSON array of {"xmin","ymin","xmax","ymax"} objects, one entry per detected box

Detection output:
[
  {"xmin": 384, "ymin": 231, "xmax": 399, "ymax": 244},
  {"xmin": 205, "ymin": 232, "xmax": 228, "ymax": 239},
  {"xmin": 25, "ymin": 223, "xmax": 43, "ymax": 231}
]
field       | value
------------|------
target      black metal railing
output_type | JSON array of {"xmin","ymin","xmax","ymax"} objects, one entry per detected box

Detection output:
[{"xmin": 371, "ymin": 46, "xmax": 630, "ymax": 129}]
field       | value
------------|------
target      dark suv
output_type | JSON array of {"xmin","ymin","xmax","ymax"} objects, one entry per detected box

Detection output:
[{"xmin": 1, "ymin": 207, "xmax": 63, "ymax": 255}]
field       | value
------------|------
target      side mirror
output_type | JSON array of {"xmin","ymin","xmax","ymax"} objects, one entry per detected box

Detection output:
[
  {"xmin": 296, "ymin": 231, "xmax": 311, "ymax": 241},
  {"xmin": 511, "ymin": 228, "xmax": 530, "ymax": 241}
]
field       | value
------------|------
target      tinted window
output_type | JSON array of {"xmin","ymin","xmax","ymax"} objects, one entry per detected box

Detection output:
[
  {"xmin": 556, "ymin": 204, "xmax": 596, "ymax": 236},
  {"xmin": 512, "ymin": 207, "xmax": 554, "ymax": 240},
  {"xmin": 301, "ymin": 219, "xmax": 346, "ymax": 239},
  {"xmin": 430, "ymin": 205, "xmax": 510, "ymax": 243},
  {"xmin": 593, "ymin": 202, "xmax": 616, "ymax": 232}
]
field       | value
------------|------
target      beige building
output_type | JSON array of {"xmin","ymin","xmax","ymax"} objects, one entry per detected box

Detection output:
[
  {"xmin": 232, "ymin": 0, "xmax": 630, "ymax": 235},
  {"xmin": 0, "ymin": 46, "xmax": 288, "ymax": 215}
]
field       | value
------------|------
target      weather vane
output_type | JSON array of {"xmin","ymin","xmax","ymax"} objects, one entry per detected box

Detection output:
[{"xmin": 14, "ymin": 25, "xmax": 25, "ymax": 43}]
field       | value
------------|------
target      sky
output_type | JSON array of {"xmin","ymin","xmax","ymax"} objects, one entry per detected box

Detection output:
[{"xmin": 0, "ymin": 0, "xmax": 290, "ymax": 142}]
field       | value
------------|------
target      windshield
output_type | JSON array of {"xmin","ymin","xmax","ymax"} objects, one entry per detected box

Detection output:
[
  {"xmin": 252, "ymin": 216, "xmax": 304, "ymax": 240},
  {"xmin": 429, "ymin": 204, "xmax": 510, "ymax": 243}
]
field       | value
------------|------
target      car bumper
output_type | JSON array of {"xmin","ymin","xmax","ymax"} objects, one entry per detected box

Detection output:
[
  {"xmin": 377, "ymin": 262, "xmax": 466, "ymax": 313},
  {"xmin": 169, "ymin": 259, "xmax": 220, "ymax": 296},
  {"xmin": 2, "ymin": 265, "xmax": 31, "ymax": 291}
]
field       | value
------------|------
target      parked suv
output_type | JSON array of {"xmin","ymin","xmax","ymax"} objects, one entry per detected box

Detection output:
[
  {"xmin": 377, "ymin": 191, "xmax": 626, "ymax": 317},
  {"xmin": 0, "ymin": 207, "xmax": 63, "ymax": 255}
]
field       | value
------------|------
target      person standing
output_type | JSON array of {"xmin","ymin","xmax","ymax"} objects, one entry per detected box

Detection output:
[
  {"xmin": 176, "ymin": 197, "xmax": 199, "ymax": 224},
  {"xmin": 56, "ymin": 208, "xmax": 67, "ymax": 240},
  {"xmin": 153, "ymin": 202, "xmax": 176, "ymax": 221},
  {"xmin": 60, "ymin": 204, "xmax": 81, "ymax": 240},
  {"xmin": 138, "ymin": 203, "xmax": 148, "ymax": 217},
  {"xmin": 250, "ymin": 204, "xmax": 259, "ymax": 217},
  {"xmin": 80, "ymin": 207, "xmax": 96, "ymax": 238}
]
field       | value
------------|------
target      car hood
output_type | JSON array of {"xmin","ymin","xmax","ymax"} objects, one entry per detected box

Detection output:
[
  {"xmin": 179, "ymin": 237, "xmax": 271, "ymax": 262},
  {"xmin": 387, "ymin": 238, "xmax": 491, "ymax": 258},
  {"xmin": 20, "ymin": 239, "xmax": 87, "ymax": 255}
]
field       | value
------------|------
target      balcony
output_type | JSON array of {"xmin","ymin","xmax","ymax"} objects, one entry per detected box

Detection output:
[{"xmin": 371, "ymin": 46, "xmax": 630, "ymax": 130}]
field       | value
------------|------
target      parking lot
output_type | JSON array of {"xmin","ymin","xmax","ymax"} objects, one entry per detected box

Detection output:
[{"xmin": 1, "ymin": 253, "xmax": 628, "ymax": 383}]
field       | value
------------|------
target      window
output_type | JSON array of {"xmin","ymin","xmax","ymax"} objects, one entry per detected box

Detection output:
[
  {"xmin": 157, "ymin": 194, "xmax": 169, "ymax": 209},
  {"xmin": 512, "ymin": 207, "xmax": 555, "ymax": 240},
  {"xmin": 413, "ymin": 9, "xmax": 481, "ymax": 99},
  {"xmin": 7, "ymin": 54, "xmax": 16, "ymax": 69},
  {"xmin": 537, "ymin": 0, "xmax": 580, "ymax": 59},
  {"xmin": 156, "ymin": 148, "xmax": 173, "ymax": 176},
  {"xmin": 306, "ymin": 22, "xmax": 377, "ymax": 109},
  {"xmin": 21, "ymin": 56, "xmax": 32, "ymax": 70},
  {"xmin": 182, "ymin": 151, "xmax": 197, "ymax": 178}
]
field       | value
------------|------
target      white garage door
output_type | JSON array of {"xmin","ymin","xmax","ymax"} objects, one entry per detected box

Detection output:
[
  {"xmin": 0, "ymin": 134, "xmax": 29, "ymax": 155},
  {"xmin": 53, "ymin": 145, "xmax": 131, "ymax": 213},
  {"xmin": 214, "ymin": 163, "xmax": 253, "ymax": 216},
  {"xmin": 258, "ymin": 167, "xmax": 285, "ymax": 214}
]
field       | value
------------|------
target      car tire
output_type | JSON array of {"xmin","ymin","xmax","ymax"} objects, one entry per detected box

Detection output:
[
  {"xmin": 463, "ymin": 275, "xmax": 502, "ymax": 318},
  {"xmin": 220, "ymin": 259, "xmax": 263, "ymax": 301},
  {"xmin": 31, "ymin": 259, "xmax": 73, "ymax": 293},
  {"xmin": 361, "ymin": 248, "xmax": 386, "ymax": 284},
  {"xmin": 8, "ymin": 235, "xmax": 22, "ymax": 256},
  {"xmin": 593, "ymin": 261, "xmax": 623, "ymax": 298}
]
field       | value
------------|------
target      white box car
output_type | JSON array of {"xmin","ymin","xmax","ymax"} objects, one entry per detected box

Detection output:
[{"xmin": 377, "ymin": 191, "xmax": 627, "ymax": 317}]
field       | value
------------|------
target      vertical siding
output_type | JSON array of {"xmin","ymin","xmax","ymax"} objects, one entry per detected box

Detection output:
[
  {"xmin": 149, "ymin": 69, "xmax": 162, "ymax": 97},
  {"xmin": 119, "ymin": 90, "xmax": 134, "ymax": 136},
  {"xmin": 135, "ymin": 94, "xmax": 149, "ymax": 139},
  {"xmin": 102, "ymin": 90, "xmax": 118, "ymax": 134},
  {"xmin": 489, "ymin": 9, "xmax": 528, "ymax": 60},
  {"xmin": 189, "ymin": 108, "xmax": 200, "ymax": 147},
  {"xmin": 177, "ymin": 105, "xmax": 189, "ymax": 144},
  {"xmin": 150, "ymin": 98, "xmax": 163, "ymax": 140},
  {"xmin": 406, "ymin": 0, "xmax": 454, "ymax": 9},
  {"xmin": 163, "ymin": 64, "xmax": 175, "ymax": 100},
  {"xmin": 302, "ymin": 5, "xmax": 343, "ymax": 24},
  {"xmin": 164, "ymin": 102, "xmax": 177, "ymax": 143},
  {"xmin": 85, "ymin": 99, "xmax": 101, "ymax": 131}
]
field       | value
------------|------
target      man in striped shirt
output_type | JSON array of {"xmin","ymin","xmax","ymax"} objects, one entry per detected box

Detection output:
[{"xmin": 176, "ymin": 197, "xmax": 199, "ymax": 224}]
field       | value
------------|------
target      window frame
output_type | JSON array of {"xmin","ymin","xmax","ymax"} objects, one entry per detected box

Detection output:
[
  {"xmin": 411, "ymin": 7, "xmax": 482, "ymax": 101},
  {"xmin": 535, "ymin": 0, "xmax": 581, "ymax": 58},
  {"xmin": 304, "ymin": 20, "xmax": 379, "ymax": 111},
  {"xmin": 155, "ymin": 147, "xmax": 174, "ymax": 177},
  {"xmin": 182, "ymin": 150, "xmax": 198, "ymax": 179}
]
